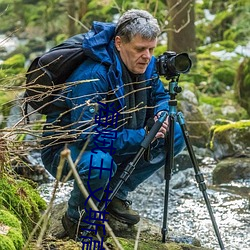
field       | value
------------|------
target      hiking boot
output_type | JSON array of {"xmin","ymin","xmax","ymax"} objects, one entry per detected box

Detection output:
[
  {"xmin": 106, "ymin": 197, "xmax": 140, "ymax": 225},
  {"xmin": 61, "ymin": 213, "xmax": 82, "ymax": 240},
  {"xmin": 61, "ymin": 213, "xmax": 107, "ymax": 242}
]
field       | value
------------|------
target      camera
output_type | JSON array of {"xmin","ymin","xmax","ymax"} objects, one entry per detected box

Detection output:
[{"xmin": 156, "ymin": 51, "xmax": 192, "ymax": 79}]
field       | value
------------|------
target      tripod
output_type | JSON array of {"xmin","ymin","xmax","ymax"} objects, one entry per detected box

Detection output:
[
  {"xmin": 161, "ymin": 77, "xmax": 225, "ymax": 249},
  {"xmin": 98, "ymin": 76, "xmax": 225, "ymax": 249}
]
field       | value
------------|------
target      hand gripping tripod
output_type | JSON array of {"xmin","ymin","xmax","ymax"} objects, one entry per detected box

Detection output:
[{"xmin": 98, "ymin": 76, "xmax": 225, "ymax": 249}]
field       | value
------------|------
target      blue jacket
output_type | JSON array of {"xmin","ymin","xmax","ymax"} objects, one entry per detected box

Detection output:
[{"xmin": 44, "ymin": 21, "xmax": 170, "ymax": 156}]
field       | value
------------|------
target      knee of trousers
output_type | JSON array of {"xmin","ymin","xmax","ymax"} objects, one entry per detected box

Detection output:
[{"xmin": 77, "ymin": 150, "xmax": 117, "ymax": 183}]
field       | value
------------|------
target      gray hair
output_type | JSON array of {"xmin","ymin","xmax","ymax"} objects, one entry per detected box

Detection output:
[{"xmin": 115, "ymin": 9, "xmax": 161, "ymax": 43}]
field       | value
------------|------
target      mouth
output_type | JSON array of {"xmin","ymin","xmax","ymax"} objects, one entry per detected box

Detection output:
[{"xmin": 138, "ymin": 62, "xmax": 148, "ymax": 67}]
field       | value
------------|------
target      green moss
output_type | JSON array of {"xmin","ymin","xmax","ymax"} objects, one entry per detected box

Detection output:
[
  {"xmin": 0, "ymin": 235, "xmax": 16, "ymax": 250},
  {"xmin": 199, "ymin": 95, "xmax": 224, "ymax": 107},
  {"xmin": 0, "ymin": 209, "xmax": 24, "ymax": 249},
  {"xmin": 107, "ymin": 237, "xmax": 207, "ymax": 250},
  {"xmin": 213, "ymin": 120, "xmax": 250, "ymax": 133},
  {"xmin": 0, "ymin": 54, "xmax": 26, "ymax": 86},
  {"xmin": 0, "ymin": 209, "xmax": 21, "ymax": 229},
  {"xmin": 235, "ymin": 57, "xmax": 250, "ymax": 115},
  {"xmin": 209, "ymin": 120, "xmax": 250, "ymax": 150},
  {"xmin": 7, "ymin": 228, "xmax": 24, "ymax": 249},
  {"xmin": 0, "ymin": 175, "xmax": 47, "ymax": 239}
]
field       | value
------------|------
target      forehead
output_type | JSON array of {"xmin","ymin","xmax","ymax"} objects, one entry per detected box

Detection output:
[{"xmin": 127, "ymin": 34, "xmax": 157, "ymax": 47}]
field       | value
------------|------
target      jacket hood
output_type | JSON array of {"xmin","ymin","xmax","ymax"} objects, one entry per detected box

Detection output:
[{"xmin": 82, "ymin": 21, "xmax": 116, "ymax": 65}]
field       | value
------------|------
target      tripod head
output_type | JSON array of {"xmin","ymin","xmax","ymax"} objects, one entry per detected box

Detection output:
[{"xmin": 168, "ymin": 76, "xmax": 182, "ymax": 100}]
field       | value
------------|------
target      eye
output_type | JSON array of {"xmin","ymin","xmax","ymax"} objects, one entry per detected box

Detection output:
[
  {"xmin": 149, "ymin": 48, "xmax": 154, "ymax": 53},
  {"xmin": 136, "ymin": 48, "xmax": 145, "ymax": 53}
]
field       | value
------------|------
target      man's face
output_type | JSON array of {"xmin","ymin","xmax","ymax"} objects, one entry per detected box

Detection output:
[{"xmin": 115, "ymin": 35, "xmax": 157, "ymax": 74}]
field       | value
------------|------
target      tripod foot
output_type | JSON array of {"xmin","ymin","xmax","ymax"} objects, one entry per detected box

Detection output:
[{"xmin": 161, "ymin": 227, "xmax": 168, "ymax": 243}]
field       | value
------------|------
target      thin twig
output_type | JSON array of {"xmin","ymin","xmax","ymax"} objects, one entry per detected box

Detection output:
[
  {"xmin": 68, "ymin": 14, "xmax": 90, "ymax": 31},
  {"xmin": 22, "ymin": 154, "xmax": 65, "ymax": 249},
  {"xmin": 63, "ymin": 148, "xmax": 124, "ymax": 250},
  {"xmin": 134, "ymin": 219, "xmax": 142, "ymax": 250}
]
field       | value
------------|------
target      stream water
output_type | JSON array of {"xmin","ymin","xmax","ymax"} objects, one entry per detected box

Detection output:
[{"xmin": 38, "ymin": 156, "xmax": 250, "ymax": 250}]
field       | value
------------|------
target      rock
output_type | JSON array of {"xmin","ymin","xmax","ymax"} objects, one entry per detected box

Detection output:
[
  {"xmin": 179, "ymin": 100, "xmax": 211, "ymax": 148},
  {"xmin": 181, "ymin": 89, "xmax": 199, "ymax": 105},
  {"xmin": 213, "ymin": 157, "xmax": 250, "ymax": 184},
  {"xmin": 170, "ymin": 168, "xmax": 193, "ymax": 189}
]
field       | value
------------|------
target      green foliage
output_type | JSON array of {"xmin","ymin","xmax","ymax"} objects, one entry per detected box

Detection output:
[
  {"xmin": 196, "ymin": 0, "xmax": 250, "ymax": 47},
  {"xmin": 213, "ymin": 67, "xmax": 235, "ymax": 86},
  {"xmin": 192, "ymin": 40, "xmax": 241, "ymax": 95},
  {"xmin": 1, "ymin": 54, "xmax": 25, "ymax": 69},
  {"xmin": 199, "ymin": 95, "xmax": 224, "ymax": 107},
  {"xmin": 234, "ymin": 57, "xmax": 250, "ymax": 115},
  {"xmin": 199, "ymin": 90, "xmax": 248, "ymax": 121},
  {"xmin": 0, "ymin": 54, "xmax": 26, "ymax": 84},
  {"xmin": 210, "ymin": 11, "xmax": 233, "ymax": 41}
]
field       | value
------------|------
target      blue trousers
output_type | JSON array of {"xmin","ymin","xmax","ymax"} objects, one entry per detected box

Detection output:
[{"xmin": 41, "ymin": 122, "xmax": 185, "ymax": 223}]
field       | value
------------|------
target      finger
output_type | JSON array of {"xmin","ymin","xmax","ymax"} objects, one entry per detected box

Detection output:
[{"xmin": 155, "ymin": 131, "xmax": 165, "ymax": 139}]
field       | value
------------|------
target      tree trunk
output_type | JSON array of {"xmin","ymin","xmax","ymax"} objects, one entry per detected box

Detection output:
[
  {"xmin": 67, "ymin": 0, "xmax": 77, "ymax": 36},
  {"xmin": 78, "ymin": 0, "xmax": 88, "ymax": 20},
  {"xmin": 167, "ymin": 0, "xmax": 196, "ymax": 62}
]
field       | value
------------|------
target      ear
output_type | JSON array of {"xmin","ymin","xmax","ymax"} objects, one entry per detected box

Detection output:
[{"xmin": 115, "ymin": 36, "xmax": 122, "ymax": 51}]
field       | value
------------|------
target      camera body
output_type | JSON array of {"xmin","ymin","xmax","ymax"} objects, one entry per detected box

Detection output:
[{"xmin": 156, "ymin": 51, "xmax": 192, "ymax": 79}]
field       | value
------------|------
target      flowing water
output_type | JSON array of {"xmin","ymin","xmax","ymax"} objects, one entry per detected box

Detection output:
[{"xmin": 38, "ymin": 156, "xmax": 250, "ymax": 250}]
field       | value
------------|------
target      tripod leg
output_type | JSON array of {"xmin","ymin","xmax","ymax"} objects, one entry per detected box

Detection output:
[
  {"xmin": 162, "ymin": 114, "xmax": 175, "ymax": 243},
  {"xmin": 177, "ymin": 112, "xmax": 225, "ymax": 250}
]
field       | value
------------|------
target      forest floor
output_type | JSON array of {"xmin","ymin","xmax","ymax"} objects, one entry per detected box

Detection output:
[{"xmin": 28, "ymin": 202, "xmax": 211, "ymax": 250}]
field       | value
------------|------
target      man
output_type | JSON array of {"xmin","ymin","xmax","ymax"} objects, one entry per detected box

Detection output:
[{"xmin": 41, "ymin": 9, "xmax": 185, "ymax": 241}]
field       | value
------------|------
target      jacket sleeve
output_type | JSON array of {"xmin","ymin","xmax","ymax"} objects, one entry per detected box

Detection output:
[{"xmin": 65, "ymin": 60, "xmax": 146, "ymax": 155}]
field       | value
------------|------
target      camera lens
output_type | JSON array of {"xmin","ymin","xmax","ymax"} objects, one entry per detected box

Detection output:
[{"xmin": 174, "ymin": 53, "xmax": 192, "ymax": 73}]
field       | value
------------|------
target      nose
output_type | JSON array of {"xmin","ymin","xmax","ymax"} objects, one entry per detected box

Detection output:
[{"xmin": 142, "ymin": 49, "xmax": 151, "ymax": 60}]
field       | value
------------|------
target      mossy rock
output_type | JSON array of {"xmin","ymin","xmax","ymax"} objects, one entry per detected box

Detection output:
[
  {"xmin": 0, "ymin": 174, "xmax": 47, "ymax": 239},
  {"xmin": 209, "ymin": 120, "xmax": 250, "ymax": 160},
  {"xmin": 0, "ymin": 209, "xmax": 24, "ymax": 250},
  {"xmin": 107, "ymin": 237, "xmax": 211, "ymax": 250}
]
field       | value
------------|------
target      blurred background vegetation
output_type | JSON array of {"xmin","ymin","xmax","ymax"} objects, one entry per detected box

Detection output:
[{"xmin": 0, "ymin": 0, "xmax": 250, "ymax": 124}]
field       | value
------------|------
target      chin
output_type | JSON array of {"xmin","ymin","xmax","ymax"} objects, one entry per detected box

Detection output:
[{"xmin": 134, "ymin": 69, "xmax": 146, "ymax": 75}]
